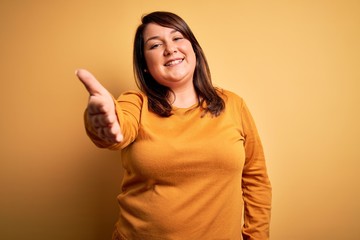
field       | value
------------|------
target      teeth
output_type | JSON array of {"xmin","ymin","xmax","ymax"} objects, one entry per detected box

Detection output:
[{"xmin": 165, "ymin": 59, "xmax": 183, "ymax": 66}]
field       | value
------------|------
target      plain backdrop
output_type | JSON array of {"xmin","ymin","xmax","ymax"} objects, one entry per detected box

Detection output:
[{"xmin": 1, "ymin": 0, "xmax": 359, "ymax": 239}]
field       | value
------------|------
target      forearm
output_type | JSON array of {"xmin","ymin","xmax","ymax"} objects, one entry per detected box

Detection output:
[{"xmin": 242, "ymin": 162, "xmax": 272, "ymax": 240}]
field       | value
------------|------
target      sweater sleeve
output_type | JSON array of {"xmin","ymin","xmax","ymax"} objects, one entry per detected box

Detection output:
[
  {"xmin": 240, "ymin": 101, "xmax": 272, "ymax": 240},
  {"xmin": 84, "ymin": 91, "xmax": 143, "ymax": 150}
]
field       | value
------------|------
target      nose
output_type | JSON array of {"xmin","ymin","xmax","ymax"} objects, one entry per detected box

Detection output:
[{"xmin": 164, "ymin": 42, "xmax": 177, "ymax": 56}]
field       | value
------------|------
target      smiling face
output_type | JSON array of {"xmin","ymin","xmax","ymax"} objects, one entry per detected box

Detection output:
[{"xmin": 143, "ymin": 23, "xmax": 197, "ymax": 90}]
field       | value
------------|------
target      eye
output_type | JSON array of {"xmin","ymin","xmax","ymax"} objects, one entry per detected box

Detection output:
[
  {"xmin": 173, "ymin": 36, "xmax": 184, "ymax": 41},
  {"xmin": 149, "ymin": 43, "xmax": 162, "ymax": 49}
]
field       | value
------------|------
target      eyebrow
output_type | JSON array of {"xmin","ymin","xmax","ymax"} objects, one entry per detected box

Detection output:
[{"xmin": 144, "ymin": 29, "xmax": 179, "ymax": 44}]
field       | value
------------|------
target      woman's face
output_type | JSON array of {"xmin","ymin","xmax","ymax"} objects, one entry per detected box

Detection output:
[{"xmin": 143, "ymin": 23, "xmax": 196, "ymax": 90}]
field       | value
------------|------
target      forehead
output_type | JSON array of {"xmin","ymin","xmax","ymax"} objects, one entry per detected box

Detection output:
[{"xmin": 143, "ymin": 23, "xmax": 179, "ymax": 40}]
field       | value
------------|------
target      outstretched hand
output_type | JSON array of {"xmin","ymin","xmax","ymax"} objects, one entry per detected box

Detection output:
[{"xmin": 76, "ymin": 69, "xmax": 123, "ymax": 144}]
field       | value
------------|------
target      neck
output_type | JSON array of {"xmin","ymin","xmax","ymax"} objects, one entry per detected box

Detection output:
[{"xmin": 169, "ymin": 85, "xmax": 198, "ymax": 108}]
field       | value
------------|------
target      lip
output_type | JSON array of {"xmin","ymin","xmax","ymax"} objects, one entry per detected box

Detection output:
[{"xmin": 164, "ymin": 57, "xmax": 185, "ymax": 67}]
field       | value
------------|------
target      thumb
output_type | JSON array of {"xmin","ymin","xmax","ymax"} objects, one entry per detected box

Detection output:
[{"xmin": 75, "ymin": 69, "xmax": 106, "ymax": 96}]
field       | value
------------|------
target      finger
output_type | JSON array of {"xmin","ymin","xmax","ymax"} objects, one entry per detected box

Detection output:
[
  {"xmin": 97, "ymin": 127, "xmax": 107, "ymax": 141},
  {"xmin": 90, "ymin": 115, "xmax": 105, "ymax": 128},
  {"xmin": 108, "ymin": 121, "xmax": 121, "ymax": 135},
  {"xmin": 87, "ymin": 99, "xmax": 108, "ymax": 114},
  {"xmin": 109, "ymin": 122, "xmax": 123, "ymax": 142},
  {"xmin": 75, "ymin": 69, "xmax": 106, "ymax": 96},
  {"xmin": 98, "ymin": 126, "xmax": 123, "ymax": 143},
  {"xmin": 115, "ymin": 133, "xmax": 123, "ymax": 142},
  {"xmin": 90, "ymin": 111, "xmax": 118, "ymax": 127}
]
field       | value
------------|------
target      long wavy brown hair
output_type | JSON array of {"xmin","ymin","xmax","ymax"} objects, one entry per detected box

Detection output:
[{"xmin": 133, "ymin": 11, "xmax": 225, "ymax": 117}]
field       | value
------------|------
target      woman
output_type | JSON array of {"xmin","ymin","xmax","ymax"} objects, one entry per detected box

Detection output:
[{"xmin": 76, "ymin": 11, "xmax": 271, "ymax": 240}]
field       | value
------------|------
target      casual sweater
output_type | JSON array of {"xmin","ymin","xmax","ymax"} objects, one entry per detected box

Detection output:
[{"xmin": 85, "ymin": 89, "xmax": 272, "ymax": 240}]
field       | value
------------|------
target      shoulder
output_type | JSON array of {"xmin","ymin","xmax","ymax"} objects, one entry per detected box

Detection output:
[
  {"xmin": 117, "ymin": 90, "xmax": 147, "ymax": 104},
  {"xmin": 119, "ymin": 90, "xmax": 146, "ymax": 98},
  {"xmin": 216, "ymin": 88, "xmax": 245, "ymax": 108}
]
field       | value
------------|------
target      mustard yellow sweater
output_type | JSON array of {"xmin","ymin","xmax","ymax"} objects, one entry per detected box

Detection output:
[{"xmin": 85, "ymin": 89, "xmax": 271, "ymax": 240}]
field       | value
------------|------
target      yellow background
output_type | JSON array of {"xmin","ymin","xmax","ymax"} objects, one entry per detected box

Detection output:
[{"xmin": 1, "ymin": 0, "xmax": 359, "ymax": 239}]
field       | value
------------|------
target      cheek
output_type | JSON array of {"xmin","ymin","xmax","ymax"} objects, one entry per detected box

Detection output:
[
  {"xmin": 144, "ymin": 52, "xmax": 159, "ymax": 70},
  {"xmin": 183, "ymin": 44, "xmax": 196, "ymax": 65},
  {"xmin": 190, "ymin": 50, "xmax": 196, "ymax": 64},
  {"xmin": 187, "ymin": 49, "xmax": 197, "ymax": 69},
  {"xmin": 144, "ymin": 54, "xmax": 163, "ymax": 80}
]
